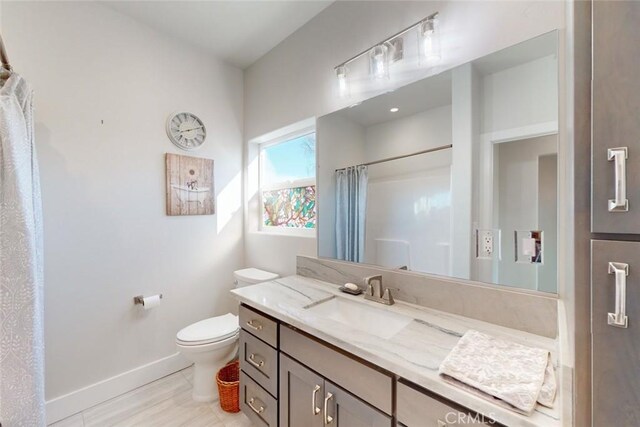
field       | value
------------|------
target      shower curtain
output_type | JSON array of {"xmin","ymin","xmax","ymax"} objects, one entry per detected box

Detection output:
[
  {"xmin": 0, "ymin": 73, "xmax": 45, "ymax": 425},
  {"xmin": 335, "ymin": 165, "xmax": 368, "ymax": 263}
]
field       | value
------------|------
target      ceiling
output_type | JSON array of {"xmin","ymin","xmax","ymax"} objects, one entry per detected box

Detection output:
[
  {"xmin": 341, "ymin": 71, "xmax": 453, "ymax": 127},
  {"xmin": 103, "ymin": 1, "xmax": 334, "ymax": 69}
]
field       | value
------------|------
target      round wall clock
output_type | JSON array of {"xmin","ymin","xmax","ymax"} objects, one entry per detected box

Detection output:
[{"xmin": 166, "ymin": 112, "xmax": 207, "ymax": 150}]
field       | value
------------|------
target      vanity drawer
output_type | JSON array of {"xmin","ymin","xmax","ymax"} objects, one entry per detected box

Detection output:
[
  {"xmin": 240, "ymin": 370, "xmax": 278, "ymax": 427},
  {"xmin": 280, "ymin": 325, "xmax": 393, "ymax": 415},
  {"xmin": 240, "ymin": 329, "xmax": 278, "ymax": 396},
  {"xmin": 240, "ymin": 304, "xmax": 278, "ymax": 347},
  {"xmin": 397, "ymin": 381, "xmax": 497, "ymax": 426}
]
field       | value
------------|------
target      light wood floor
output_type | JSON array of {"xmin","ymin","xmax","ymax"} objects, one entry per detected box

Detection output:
[{"xmin": 50, "ymin": 366, "xmax": 254, "ymax": 427}]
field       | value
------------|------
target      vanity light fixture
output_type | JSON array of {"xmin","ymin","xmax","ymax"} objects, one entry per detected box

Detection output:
[
  {"xmin": 390, "ymin": 107, "xmax": 399, "ymax": 112},
  {"xmin": 333, "ymin": 12, "xmax": 440, "ymax": 94}
]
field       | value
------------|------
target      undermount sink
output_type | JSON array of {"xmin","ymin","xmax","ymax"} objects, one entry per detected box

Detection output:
[{"xmin": 306, "ymin": 296, "xmax": 412, "ymax": 339}]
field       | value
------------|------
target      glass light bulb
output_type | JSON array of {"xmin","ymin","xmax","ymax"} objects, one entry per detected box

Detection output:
[
  {"xmin": 421, "ymin": 17, "xmax": 441, "ymax": 63},
  {"xmin": 369, "ymin": 44, "xmax": 389, "ymax": 79},
  {"xmin": 336, "ymin": 66, "xmax": 349, "ymax": 98}
]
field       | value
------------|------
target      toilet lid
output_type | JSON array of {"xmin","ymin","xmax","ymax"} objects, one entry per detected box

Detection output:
[{"xmin": 176, "ymin": 314, "xmax": 239, "ymax": 345}]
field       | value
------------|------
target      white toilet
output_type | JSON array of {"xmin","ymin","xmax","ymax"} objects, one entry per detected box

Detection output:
[{"xmin": 176, "ymin": 268, "xmax": 279, "ymax": 402}]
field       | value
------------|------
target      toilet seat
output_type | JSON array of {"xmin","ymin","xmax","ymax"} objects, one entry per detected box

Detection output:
[{"xmin": 176, "ymin": 313, "xmax": 239, "ymax": 346}]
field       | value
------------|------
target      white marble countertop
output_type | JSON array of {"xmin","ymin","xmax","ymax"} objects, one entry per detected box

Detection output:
[{"xmin": 231, "ymin": 275, "xmax": 562, "ymax": 427}]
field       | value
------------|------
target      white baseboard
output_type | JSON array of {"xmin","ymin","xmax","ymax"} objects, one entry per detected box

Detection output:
[{"xmin": 46, "ymin": 353, "xmax": 191, "ymax": 425}]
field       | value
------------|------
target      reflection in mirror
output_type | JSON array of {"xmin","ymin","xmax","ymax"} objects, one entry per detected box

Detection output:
[{"xmin": 317, "ymin": 31, "xmax": 558, "ymax": 293}]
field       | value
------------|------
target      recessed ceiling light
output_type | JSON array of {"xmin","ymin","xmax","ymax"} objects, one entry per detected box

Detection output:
[{"xmin": 390, "ymin": 107, "xmax": 399, "ymax": 113}]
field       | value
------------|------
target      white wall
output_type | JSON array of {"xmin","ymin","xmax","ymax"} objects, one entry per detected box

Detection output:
[
  {"xmin": 363, "ymin": 106, "xmax": 452, "ymax": 274},
  {"xmin": 316, "ymin": 113, "xmax": 366, "ymax": 259},
  {"xmin": 364, "ymin": 106, "xmax": 452, "ymax": 161},
  {"xmin": 474, "ymin": 53, "xmax": 559, "ymax": 286},
  {"xmin": 481, "ymin": 55, "xmax": 559, "ymax": 134},
  {"xmin": 244, "ymin": 0, "xmax": 565, "ymax": 276},
  {"xmin": 2, "ymin": 1, "xmax": 244, "ymax": 419},
  {"xmin": 495, "ymin": 135, "xmax": 557, "ymax": 290}
]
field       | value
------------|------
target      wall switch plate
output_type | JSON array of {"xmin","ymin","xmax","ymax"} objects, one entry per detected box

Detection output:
[
  {"xmin": 476, "ymin": 229, "xmax": 500, "ymax": 260},
  {"xmin": 515, "ymin": 230, "xmax": 543, "ymax": 264}
]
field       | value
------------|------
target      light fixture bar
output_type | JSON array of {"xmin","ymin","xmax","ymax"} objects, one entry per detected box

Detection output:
[{"xmin": 334, "ymin": 12, "xmax": 438, "ymax": 70}]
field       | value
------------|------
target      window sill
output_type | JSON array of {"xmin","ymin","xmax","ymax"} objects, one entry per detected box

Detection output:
[{"xmin": 253, "ymin": 228, "xmax": 316, "ymax": 239}]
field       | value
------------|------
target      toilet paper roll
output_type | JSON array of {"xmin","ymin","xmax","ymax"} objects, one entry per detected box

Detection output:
[{"xmin": 142, "ymin": 294, "xmax": 162, "ymax": 310}]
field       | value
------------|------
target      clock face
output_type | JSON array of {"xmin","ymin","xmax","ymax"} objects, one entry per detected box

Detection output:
[{"xmin": 166, "ymin": 112, "xmax": 206, "ymax": 150}]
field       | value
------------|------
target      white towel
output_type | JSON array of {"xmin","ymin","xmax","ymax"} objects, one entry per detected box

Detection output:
[{"xmin": 439, "ymin": 330, "xmax": 556, "ymax": 415}]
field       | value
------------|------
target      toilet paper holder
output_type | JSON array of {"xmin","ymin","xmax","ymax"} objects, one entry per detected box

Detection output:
[{"xmin": 133, "ymin": 294, "xmax": 163, "ymax": 306}]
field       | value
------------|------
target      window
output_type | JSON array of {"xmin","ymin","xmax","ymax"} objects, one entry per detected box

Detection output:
[{"xmin": 260, "ymin": 132, "xmax": 316, "ymax": 230}]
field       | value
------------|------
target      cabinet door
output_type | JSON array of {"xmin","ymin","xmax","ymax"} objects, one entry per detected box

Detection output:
[
  {"xmin": 396, "ymin": 381, "xmax": 495, "ymax": 426},
  {"xmin": 592, "ymin": 1, "xmax": 640, "ymax": 233},
  {"xmin": 279, "ymin": 354, "xmax": 325, "ymax": 427},
  {"xmin": 592, "ymin": 240, "xmax": 640, "ymax": 426},
  {"xmin": 324, "ymin": 381, "xmax": 392, "ymax": 427}
]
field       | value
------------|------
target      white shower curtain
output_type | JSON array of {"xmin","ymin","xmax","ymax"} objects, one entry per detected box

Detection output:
[
  {"xmin": 0, "ymin": 73, "xmax": 45, "ymax": 426},
  {"xmin": 335, "ymin": 165, "xmax": 368, "ymax": 263}
]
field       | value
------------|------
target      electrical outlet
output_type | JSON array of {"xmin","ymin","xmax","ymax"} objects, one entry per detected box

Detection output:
[{"xmin": 476, "ymin": 229, "xmax": 499, "ymax": 259}]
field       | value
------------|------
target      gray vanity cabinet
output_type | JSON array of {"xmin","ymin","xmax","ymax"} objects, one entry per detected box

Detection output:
[
  {"xmin": 280, "ymin": 353, "xmax": 390, "ymax": 427},
  {"xmin": 239, "ymin": 305, "xmax": 280, "ymax": 427},
  {"xmin": 279, "ymin": 353, "xmax": 325, "ymax": 427},
  {"xmin": 592, "ymin": 1, "xmax": 640, "ymax": 233},
  {"xmin": 591, "ymin": 2, "xmax": 640, "ymax": 426},
  {"xmin": 591, "ymin": 240, "xmax": 640, "ymax": 426},
  {"xmin": 240, "ymin": 304, "xmax": 495, "ymax": 427}
]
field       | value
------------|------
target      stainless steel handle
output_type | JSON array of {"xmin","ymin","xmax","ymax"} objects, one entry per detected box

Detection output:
[
  {"xmin": 248, "ymin": 353, "xmax": 265, "ymax": 369},
  {"xmin": 311, "ymin": 384, "xmax": 321, "ymax": 415},
  {"xmin": 246, "ymin": 319, "xmax": 263, "ymax": 331},
  {"xmin": 248, "ymin": 397, "xmax": 265, "ymax": 414},
  {"xmin": 323, "ymin": 392, "xmax": 334, "ymax": 425},
  {"xmin": 608, "ymin": 147, "xmax": 629, "ymax": 212},
  {"xmin": 608, "ymin": 262, "xmax": 629, "ymax": 328}
]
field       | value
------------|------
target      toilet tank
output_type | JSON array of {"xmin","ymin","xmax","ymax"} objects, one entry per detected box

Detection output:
[{"xmin": 233, "ymin": 268, "xmax": 279, "ymax": 288}]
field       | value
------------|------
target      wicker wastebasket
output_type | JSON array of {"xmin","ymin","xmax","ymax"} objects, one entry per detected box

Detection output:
[{"xmin": 216, "ymin": 360, "xmax": 240, "ymax": 413}]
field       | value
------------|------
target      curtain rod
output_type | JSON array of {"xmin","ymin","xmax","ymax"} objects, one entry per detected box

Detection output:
[
  {"xmin": 0, "ymin": 33, "xmax": 12, "ymax": 71},
  {"xmin": 335, "ymin": 144, "xmax": 452, "ymax": 172}
]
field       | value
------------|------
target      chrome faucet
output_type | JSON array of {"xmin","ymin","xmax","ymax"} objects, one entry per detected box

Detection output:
[{"xmin": 363, "ymin": 275, "xmax": 394, "ymax": 305}]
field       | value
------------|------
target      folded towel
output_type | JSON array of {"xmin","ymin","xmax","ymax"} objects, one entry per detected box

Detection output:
[{"xmin": 439, "ymin": 330, "xmax": 556, "ymax": 415}]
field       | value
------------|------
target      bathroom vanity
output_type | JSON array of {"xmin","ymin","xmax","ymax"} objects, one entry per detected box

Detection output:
[
  {"xmin": 232, "ymin": 275, "xmax": 561, "ymax": 427},
  {"xmin": 235, "ymin": 27, "xmax": 570, "ymax": 427}
]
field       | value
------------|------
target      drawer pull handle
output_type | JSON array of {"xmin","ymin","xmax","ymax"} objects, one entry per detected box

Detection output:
[
  {"xmin": 248, "ymin": 353, "xmax": 265, "ymax": 369},
  {"xmin": 312, "ymin": 384, "xmax": 321, "ymax": 415},
  {"xmin": 608, "ymin": 262, "xmax": 630, "ymax": 328},
  {"xmin": 608, "ymin": 147, "xmax": 629, "ymax": 212},
  {"xmin": 246, "ymin": 319, "xmax": 263, "ymax": 331},
  {"xmin": 248, "ymin": 397, "xmax": 265, "ymax": 414},
  {"xmin": 324, "ymin": 392, "xmax": 334, "ymax": 425}
]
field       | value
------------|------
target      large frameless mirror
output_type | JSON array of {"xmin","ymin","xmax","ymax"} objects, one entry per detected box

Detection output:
[{"xmin": 317, "ymin": 31, "xmax": 559, "ymax": 293}]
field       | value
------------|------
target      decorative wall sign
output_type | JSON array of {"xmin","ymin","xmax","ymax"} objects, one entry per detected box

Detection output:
[{"xmin": 165, "ymin": 153, "xmax": 215, "ymax": 216}]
